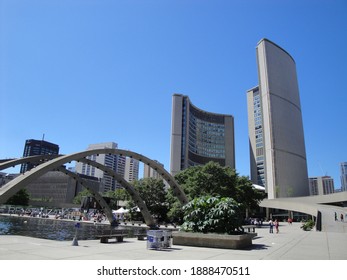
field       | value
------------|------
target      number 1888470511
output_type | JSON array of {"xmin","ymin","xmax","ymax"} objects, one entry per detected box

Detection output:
[{"xmin": 190, "ymin": 266, "xmax": 250, "ymax": 276}]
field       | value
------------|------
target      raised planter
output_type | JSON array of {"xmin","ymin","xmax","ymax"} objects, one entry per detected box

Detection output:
[{"xmin": 172, "ymin": 231, "xmax": 257, "ymax": 249}]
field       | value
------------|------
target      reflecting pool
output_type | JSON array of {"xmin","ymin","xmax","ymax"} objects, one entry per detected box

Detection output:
[{"xmin": 0, "ymin": 215, "xmax": 142, "ymax": 241}]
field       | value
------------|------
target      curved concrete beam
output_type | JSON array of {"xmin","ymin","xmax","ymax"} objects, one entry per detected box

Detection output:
[
  {"xmin": 113, "ymin": 149, "xmax": 189, "ymax": 205},
  {"xmin": 77, "ymin": 157, "xmax": 155, "ymax": 226},
  {"xmin": 0, "ymin": 155, "xmax": 61, "ymax": 171},
  {"xmin": 0, "ymin": 148, "xmax": 188, "ymax": 227},
  {"xmin": 56, "ymin": 166, "xmax": 116, "ymax": 224}
]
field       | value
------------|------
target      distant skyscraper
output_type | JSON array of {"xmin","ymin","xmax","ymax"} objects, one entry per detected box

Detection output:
[
  {"xmin": 75, "ymin": 142, "xmax": 124, "ymax": 192},
  {"xmin": 309, "ymin": 176, "xmax": 335, "ymax": 196},
  {"xmin": 170, "ymin": 94, "xmax": 235, "ymax": 176},
  {"xmin": 124, "ymin": 157, "xmax": 139, "ymax": 182},
  {"xmin": 20, "ymin": 138, "xmax": 59, "ymax": 173},
  {"xmin": 143, "ymin": 160, "xmax": 164, "ymax": 180},
  {"xmin": 247, "ymin": 38, "xmax": 309, "ymax": 198},
  {"xmin": 340, "ymin": 162, "xmax": 347, "ymax": 192}
]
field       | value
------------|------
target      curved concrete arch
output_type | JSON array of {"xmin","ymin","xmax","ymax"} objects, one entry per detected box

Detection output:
[
  {"xmin": 56, "ymin": 166, "xmax": 116, "ymax": 224},
  {"xmin": 77, "ymin": 158, "xmax": 155, "ymax": 226},
  {"xmin": 0, "ymin": 156, "xmax": 121, "ymax": 224},
  {"xmin": 0, "ymin": 156, "xmax": 155, "ymax": 225},
  {"xmin": 0, "ymin": 155, "xmax": 61, "ymax": 171},
  {"xmin": 113, "ymin": 149, "xmax": 189, "ymax": 204},
  {"xmin": 0, "ymin": 148, "xmax": 188, "ymax": 227}
]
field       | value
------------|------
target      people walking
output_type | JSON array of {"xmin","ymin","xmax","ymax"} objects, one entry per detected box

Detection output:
[{"xmin": 269, "ymin": 219, "xmax": 274, "ymax": 233}]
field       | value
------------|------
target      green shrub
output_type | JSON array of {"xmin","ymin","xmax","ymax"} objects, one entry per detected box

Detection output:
[
  {"xmin": 181, "ymin": 195, "xmax": 244, "ymax": 234},
  {"xmin": 301, "ymin": 219, "xmax": 315, "ymax": 231}
]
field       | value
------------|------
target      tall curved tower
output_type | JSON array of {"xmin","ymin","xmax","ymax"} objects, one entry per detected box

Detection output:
[
  {"xmin": 247, "ymin": 39, "xmax": 309, "ymax": 198},
  {"xmin": 170, "ymin": 94, "xmax": 235, "ymax": 176}
]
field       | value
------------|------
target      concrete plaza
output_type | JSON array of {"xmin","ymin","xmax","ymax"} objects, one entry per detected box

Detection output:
[{"xmin": 0, "ymin": 222, "xmax": 346, "ymax": 260}]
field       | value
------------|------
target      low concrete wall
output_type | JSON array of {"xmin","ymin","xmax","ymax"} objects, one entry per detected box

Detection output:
[{"xmin": 172, "ymin": 231, "xmax": 256, "ymax": 249}]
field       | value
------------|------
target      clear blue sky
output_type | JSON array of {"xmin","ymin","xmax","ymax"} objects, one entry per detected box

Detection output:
[{"xmin": 1, "ymin": 0, "xmax": 346, "ymax": 188}]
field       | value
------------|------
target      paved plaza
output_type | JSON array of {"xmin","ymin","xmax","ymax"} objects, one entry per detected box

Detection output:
[{"xmin": 0, "ymin": 222, "xmax": 346, "ymax": 260}]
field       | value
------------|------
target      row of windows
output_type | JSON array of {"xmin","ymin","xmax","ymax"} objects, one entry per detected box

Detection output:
[{"xmin": 188, "ymin": 110, "xmax": 226, "ymax": 158}]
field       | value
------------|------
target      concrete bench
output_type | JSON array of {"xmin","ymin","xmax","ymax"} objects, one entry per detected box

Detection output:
[
  {"xmin": 131, "ymin": 221, "xmax": 143, "ymax": 226},
  {"xmin": 134, "ymin": 233, "xmax": 147, "ymax": 240},
  {"xmin": 96, "ymin": 233, "xmax": 127, "ymax": 243},
  {"xmin": 242, "ymin": 225, "xmax": 257, "ymax": 233}
]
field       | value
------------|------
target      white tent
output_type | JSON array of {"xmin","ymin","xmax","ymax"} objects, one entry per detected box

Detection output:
[
  {"xmin": 112, "ymin": 207, "xmax": 129, "ymax": 214},
  {"xmin": 252, "ymin": 184, "xmax": 266, "ymax": 191}
]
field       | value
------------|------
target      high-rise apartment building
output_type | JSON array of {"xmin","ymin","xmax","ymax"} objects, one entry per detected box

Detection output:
[
  {"xmin": 124, "ymin": 157, "xmax": 139, "ymax": 182},
  {"xmin": 340, "ymin": 162, "xmax": 347, "ymax": 192},
  {"xmin": 247, "ymin": 38, "xmax": 309, "ymax": 198},
  {"xmin": 20, "ymin": 138, "xmax": 59, "ymax": 173},
  {"xmin": 75, "ymin": 142, "xmax": 125, "ymax": 192},
  {"xmin": 143, "ymin": 160, "xmax": 164, "ymax": 180},
  {"xmin": 309, "ymin": 176, "xmax": 335, "ymax": 196},
  {"xmin": 170, "ymin": 94, "xmax": 235, "ymax": 176}
]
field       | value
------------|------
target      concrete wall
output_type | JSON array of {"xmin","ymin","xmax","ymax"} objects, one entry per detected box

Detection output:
[{"xmin": 257, "ymin": 39, "xmax": 309, "ymax": 198}]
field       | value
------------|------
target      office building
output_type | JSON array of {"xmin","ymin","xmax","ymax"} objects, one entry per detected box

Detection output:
[
  {"xmin": 340, "ymin": 162, "xmax": 347, "ymax": 192},
  {"xmin": 247, "ymin": 38, "xmax": 309, "ymax": 199},
  {"xmin": 24, "ymin": 171, "xmax": 100, "ymax": 208},
  {"xmin": 20, "ymin": 139, "xmax": 59, "ymax": 173},
  {"xmin": 170, "ymin": 94, "xmax": 235, "ymax": 176},
  {"xmin": 309, "ymin": 176, "xmax": 335, "ymax": 196}
]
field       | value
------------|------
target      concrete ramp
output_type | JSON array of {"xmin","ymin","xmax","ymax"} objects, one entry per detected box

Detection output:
[{"xmin": 261, "ymin": 197, "xmax": 347, "ymax": 233}]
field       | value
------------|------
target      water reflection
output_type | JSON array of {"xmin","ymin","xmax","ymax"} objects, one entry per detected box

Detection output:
[{"xmin": 0, "ymin": 215, "xmax": 145, "ymax": 241}]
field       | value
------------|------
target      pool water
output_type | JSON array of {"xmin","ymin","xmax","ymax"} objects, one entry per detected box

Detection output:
[{"xmin": 0, "ymin": 215, "xmax": 144, "ymax": 241}]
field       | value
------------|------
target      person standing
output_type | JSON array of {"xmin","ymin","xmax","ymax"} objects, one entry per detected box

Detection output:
[
  {"xmin": 269, "ymin": 219, "xmax": 274, "ymax": 233},
  {"xmin": 274, "ymin": 219, "xmax": 279, "ymax": 233}
]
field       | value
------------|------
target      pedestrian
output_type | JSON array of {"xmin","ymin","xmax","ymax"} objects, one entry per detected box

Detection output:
[
  {"xmin": 335, "ymin": 212, "xmax": 338, "ymax": 221},
  {"xmin": 274, "ymin": 219, "xmax": 279, "ymax": 233},
  {"xmin": 269, "ymin": 219, "xmax": 274, "ymax": 233},
  {"xmin": 341, "ymin": 213, "xmax": 344, "ymax": 222}
]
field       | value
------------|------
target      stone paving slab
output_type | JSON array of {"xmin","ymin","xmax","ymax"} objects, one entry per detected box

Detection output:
[{"xmin": 0, "ymin": 222, "xmax": 346, "ymax": 260}]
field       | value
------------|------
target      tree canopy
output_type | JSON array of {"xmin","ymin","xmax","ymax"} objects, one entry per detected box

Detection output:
[
  {"xmin": 6, "ymin": 188, "xmax": 30, "ymax": 206},
  {"xmin": 167, "ymin": 161, "xmax": 265, "ymax": 223},
  {"xmin": 127, "ymin": 177, "xmax": 168, "ymax": 223}
]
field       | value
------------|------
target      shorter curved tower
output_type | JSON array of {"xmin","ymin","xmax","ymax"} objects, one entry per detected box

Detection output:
[{"xmin": 170, "ymin": 94, "xmax": 235, "ymax": 176}]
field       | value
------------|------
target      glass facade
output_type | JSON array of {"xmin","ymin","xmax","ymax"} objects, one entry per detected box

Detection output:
[
  {"xmin": 340, "ymin": 162, "xmax": 347, "ymax": 192},
  {"xmin": 181, "ymin": 98, "xmax": 230, "ymax": 169},
  {"xmin": 170, "ymin": 94, "xmax": 234, "ymax": 175},
  {"xmin": 252, "ymin": 89, "xmax": 265, "ymax": 186}
]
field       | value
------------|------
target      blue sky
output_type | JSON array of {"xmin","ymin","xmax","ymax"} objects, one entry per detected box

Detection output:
[{"xmin": 1, "ymin": 0, "xmax": 346, "ymax": 188}]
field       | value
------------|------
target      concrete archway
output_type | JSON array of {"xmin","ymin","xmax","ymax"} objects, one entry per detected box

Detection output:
[{"xmin": 0, "ymin": 148, "xmax": 188, "ymax": 227}]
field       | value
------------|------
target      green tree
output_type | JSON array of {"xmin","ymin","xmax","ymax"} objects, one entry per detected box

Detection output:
[
  {"xmin": 127, "ymin": 178, "xmax": 168, "ymax": 223},
  {"xmin": 234, "ymin": 175, "xmax": 266, "ymax": 214},
  {"xmin": 167, "ymin": 161, "xmax": 265, "ymax": 222},
  {"xmin": 104, "ymin": 188, "xmax": 130, "ymax": 209},
  {"xmin": 73, "ymin": 188, "xmax": 92, "ymax": 205},
  {"xmin": 174, "ymin": 161, "xmax": 238, "ymax": 198},
  {"xmin": 6, "ymin": 188, "xmax": 30, "ymax": 206}
]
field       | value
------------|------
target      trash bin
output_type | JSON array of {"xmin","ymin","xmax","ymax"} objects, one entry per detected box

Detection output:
[
  {"xmin": 162, "ymin": 230, "xmax": 171, "ymax": 248},
  {"xmin": 146, "ymin": 230, "xmax": 171, "ymax": 250}
]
